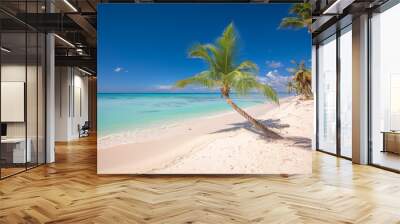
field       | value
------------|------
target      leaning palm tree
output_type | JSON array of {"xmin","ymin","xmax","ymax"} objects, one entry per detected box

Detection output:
[
  {"xmin": 175, "ymin": 23, "xmax": 282, "ymax": 139},
  {"xmin": 287, "ymin": 60, "xmax": 312, "ymax": 99},
  {"xmin": 279, "ymin": 2, "xmax": 312, "ymax": 32}
]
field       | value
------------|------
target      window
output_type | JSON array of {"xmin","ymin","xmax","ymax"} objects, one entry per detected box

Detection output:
[
  {"xmin": 370, "ymin": 3, "xmax": 400, "ymax": 171},
  {"xmin": 0, "ymin": 2, "xmax": 46, "ymax": 179},
  {"xmin": 339, "ymin": 26, "xmax": 352, "ymax": 158},
  {"xmin": 317, "ymin": 35, "xmax": 337, "ymax": 154}
]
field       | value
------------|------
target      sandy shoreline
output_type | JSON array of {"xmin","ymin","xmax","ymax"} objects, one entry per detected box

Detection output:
[
  {"xmin": 98, "ymin": 98, "xmax": 286, "ymax": 148},
  {"xmin": 98, "ymin": 96, "xmax": 312, "ymax": 174}
]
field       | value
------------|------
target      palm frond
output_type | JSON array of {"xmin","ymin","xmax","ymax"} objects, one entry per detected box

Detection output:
[
  {"xmin": 280, "ymin": 3, "xmax": 312, "ymax": 31},
  {"xmin": 224, "ymin": 61, "xmax": 258, "ymax": 85},
  {"xmin": 203, "ymin": 44, "xmax": 220, "ymax": 61},
  {"xmin": 189, "ymin": 44, "xmax": 215, "ymax": 67},
  {"xmin": 235, "ymin": 60, "xmax": 259, "ymax": 73},
  {"xmin": 216, "ymin": 22, "xmax": 237, "ymax": 74},
  {"xmin": 279, "ymin": 17, "xmax": 306, "ymax": 30},
  {"xmin": 304, "ymin": 18, "xmax": 312, "ymax": 26},
  {"xmin": 286, "ymin": 59, "xmax": 313, "ymax": 99},
  {"xmin": 178, "ymin": 22, "xmax": 278, "ymax": 102},
  {"xmin": 229, "ymin": 71, "xmax": 278, "ymax": 103},
  {"xmin": 256, "ymin": 82, "xmax": 279, "ymax": 104},
  {"xmin": 203, "ymin": 43, "xmax": 223, "ymax": 78},
  {"xmin": 175, "ymin": 71, "xmax": 218, "ymax": 89},
  {"xmin": 290, "ymin": 3, "xmax": 311, "ymax": 16},
  {"xmin": 230, "ymin": 71, "xmax": 259, "ymax": 95}
]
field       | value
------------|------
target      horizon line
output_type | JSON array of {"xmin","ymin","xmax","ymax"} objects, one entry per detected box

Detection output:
[{"xmin": 97, "ymin": 91, "xmax": 290, "ymax": 94}]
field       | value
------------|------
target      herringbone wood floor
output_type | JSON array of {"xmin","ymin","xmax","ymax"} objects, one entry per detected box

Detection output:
[{"xmin": 1, "ymin": 135, "xmax": 400, "ymax": 224}]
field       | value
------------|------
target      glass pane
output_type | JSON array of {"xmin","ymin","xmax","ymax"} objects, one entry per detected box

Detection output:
[
  {"xmin": 317, "ymin": 35, "xmax": 337, "ymax": 154},
  {"xmin": 1, "ymin": 31, "xmax": 27, "ymax": 177},
  {"xmin": 340, "ymin": 27, "xmax": 352, "ymax": 158},
  {"xmin": 27, "ymin": 31, "xmax": 38, "ymax": 169},
  {"xmin": 38, "ymin": 33, "xmax": 45, "ymax": 165},
  {"xmin": 371, "ymin": 4, "xmax": 400, "ymax": 171}
]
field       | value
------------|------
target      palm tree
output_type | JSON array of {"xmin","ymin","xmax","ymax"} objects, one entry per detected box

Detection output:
[
  {"xmin": 279, "ymin": 2, "xmax": 312, "ymax": 32},
  {"xmin": 287, "ymin": 80, "xmax": 296, "ymax": 95},
  {"xmin": 287, "ymin": 60, "xmax": 312, "ymax": 99},
  {"xmin": 175, "ymin": 23, "xmax": 282, "ymax": 139}
]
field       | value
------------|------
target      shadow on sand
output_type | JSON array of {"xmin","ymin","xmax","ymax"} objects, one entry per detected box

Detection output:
[{"xmin": 211, "ymin": 118, "xmax": 311, "ymax": 149}]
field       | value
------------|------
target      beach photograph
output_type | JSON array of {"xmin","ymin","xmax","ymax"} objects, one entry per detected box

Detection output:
[{"xmin": 97, "ymin": 4, "xmax": 312, "ymax": 174}]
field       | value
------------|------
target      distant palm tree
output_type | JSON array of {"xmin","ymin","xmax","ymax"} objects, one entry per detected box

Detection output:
[
  {"xmin": 287, "ymin": 60, "xmax": 312, "ymax": 99},
  {"xmin": 287, "ymin": 80, "xmax": 296, "ymax": 95},
  {"xmin": 280, "ymin": 2, "xmax": 312, "ymax": 32},
  {"xmin": 175, "ymin": 23, "xmax": 282, "ymax": 139}
]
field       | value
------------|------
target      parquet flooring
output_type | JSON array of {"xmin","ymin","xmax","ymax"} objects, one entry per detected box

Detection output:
[{"xmin": 0, "ymin": 134, "xmax": 400, "ymax": 223}]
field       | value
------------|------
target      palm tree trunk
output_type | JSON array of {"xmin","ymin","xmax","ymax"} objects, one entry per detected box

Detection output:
[{"xmin": 223, "ymin": 96, "xmax": 282, "ymax": 139}]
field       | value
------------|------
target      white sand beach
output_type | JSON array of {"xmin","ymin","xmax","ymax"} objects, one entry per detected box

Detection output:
[{"xmin": 98, "ymin": 96, "xmax": 313, "ymax": 174}]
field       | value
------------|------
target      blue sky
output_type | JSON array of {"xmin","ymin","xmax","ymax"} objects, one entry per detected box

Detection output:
[{"xmin": 98, "ymin": 4, "xmax": 311, "ymax": 93}]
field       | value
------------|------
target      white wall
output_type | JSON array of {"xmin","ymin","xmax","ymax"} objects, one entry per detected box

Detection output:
[
  {"xmin": 55, "ymin": 67, "xmax": 70, "ymax": 141},
  {"xmin": 1, "ymin": 64, "xmax": 41, "ymax": 137},
  {"xmin": 1, "ymin": 82, "xmax": 25, "ymax": 122},
  {"xmin": 55, "ymin": 67, "xmax": 89, "ymax": 141},
  {"xmin": 1, "ymin": 63, "xmax": 46, "ymax": 164},
  {"xmin": 1, "ymin": 65, "xmax": 26, "ymax": 139},
  {"xmin": 71, "ymin": 73, "xmax": 89, "ymax": 138}
]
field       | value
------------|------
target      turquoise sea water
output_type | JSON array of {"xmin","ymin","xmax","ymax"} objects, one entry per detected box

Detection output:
[{"xmin": 98, "ymin": 93, "xmax": 289, "ymax": 136}]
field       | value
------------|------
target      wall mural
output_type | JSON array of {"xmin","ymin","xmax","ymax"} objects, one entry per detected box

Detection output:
[{"xmin": 97, "ymin": 3, "xmax": 312, "ymax": 174}]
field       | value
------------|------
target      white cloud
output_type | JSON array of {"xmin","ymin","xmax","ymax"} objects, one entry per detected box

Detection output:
[
  {"xmin": 155, "ymin": 85, "xmax": 173, "ymax": 90},
  {"xmin": 266, "ymin": 60, "xmax": 283, "ymax": 69},
  {"xmin": 258, "ymin": 70, "xmax": 292, "ymax": 93},
  {"xmin": 286, "ymin": 67, "xmax": 295, "ymax": 73},
  {"xmin": 114, "ymin": 67, "xmax": 123, "ymax": 72},
  {"xmin": 266, "ymin": 69, "xmax": 279, "ymax": 78},
  {"xmin": 153, "ymin": 84, "xmax": 216, "ymax": 92}
]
